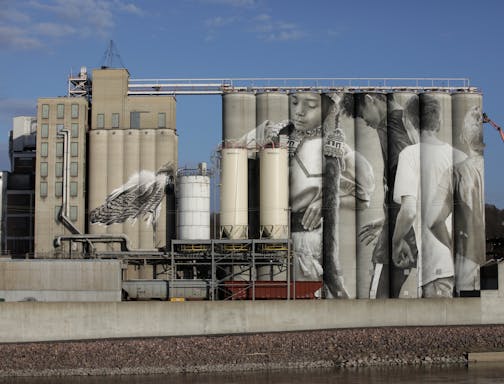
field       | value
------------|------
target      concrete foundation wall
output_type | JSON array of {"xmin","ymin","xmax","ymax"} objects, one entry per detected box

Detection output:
[
  {"xmin": 0, "ymin": 263, "xmax": 501, "ymax": 343},
  {"xmin": 0, "ymin": 260, "xmax": 122, "ymax": 302},
  {"xmin": 0, "ymin": 294, "xmax": 501, "ymax": 343}
]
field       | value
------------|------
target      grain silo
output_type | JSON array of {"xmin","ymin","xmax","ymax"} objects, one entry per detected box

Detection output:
[
  {"xmin": 387, "ymin": 92, "xmax": 420, "ymax": 299},
  {"xmin": 354, "ymin": 93, "xmax": 387, "ymax": 299},
  {"xmin": 177, "ymin": 164, "xmax": 211, "ymax": 240}
]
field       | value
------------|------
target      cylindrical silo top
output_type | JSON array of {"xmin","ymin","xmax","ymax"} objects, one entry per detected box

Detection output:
[{"xmin": 222, "ymin": 93, "xmax": 256, "ymax": 145}]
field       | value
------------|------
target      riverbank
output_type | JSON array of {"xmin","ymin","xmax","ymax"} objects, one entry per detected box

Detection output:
[{"xmin": 0, "ymin": 325, "xmax": 503, "ymax": 377}]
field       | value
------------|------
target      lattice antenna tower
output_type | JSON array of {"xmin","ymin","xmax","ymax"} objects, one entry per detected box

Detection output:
[{"xmin": 100, "ymin": 40, "xmax": 126, "ymax": 69}]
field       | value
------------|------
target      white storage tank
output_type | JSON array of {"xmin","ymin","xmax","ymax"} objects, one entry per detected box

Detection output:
[
  {"xmin": 177, "ymin": 166, "xmax": 211, "ymax": 240},
  {"xmin": 220, "ymin": 148, "xmax": 248, "ymax": 239},
  {"xmin": 259, "ymin": 147, "xmax": 288, "ymax": 239}
]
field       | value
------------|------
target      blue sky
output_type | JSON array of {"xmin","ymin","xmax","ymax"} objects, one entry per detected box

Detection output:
[{"xmin": 1, "ymin": 0, "xmax": 503, "ymax": 207}]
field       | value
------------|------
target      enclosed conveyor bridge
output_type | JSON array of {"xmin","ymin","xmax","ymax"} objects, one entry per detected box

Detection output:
[{"xmin": 125, "ymin": 77, "xmax": 477, "ymax": 96}]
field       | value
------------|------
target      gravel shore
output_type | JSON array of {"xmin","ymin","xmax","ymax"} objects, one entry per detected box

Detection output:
[{"xmin": 0, "ymin": 325, "xmax": 503, "ymax": 377}]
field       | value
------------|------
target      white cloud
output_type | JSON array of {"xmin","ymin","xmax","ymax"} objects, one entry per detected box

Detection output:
[
  {"xmin": 34, "ymin": 22, "xmax": 76, "ymax": 37},
  {"xmin": 205, "ymin": 15, "xmax": 238, "ymax": 28},
  {"xmin": 1, "ymin": 0, "xmax": 145, "ymax": 50},
  {"xmin": 251, "ymin": 13, "xmax": 306, "ymax": 42},
  {"xmin": 200, "ymin": 0, "xmax": 256, "ymax": 7},
  {"xmin": 0, "ymin": 26, "xmax": 42, "ymax": 50}
]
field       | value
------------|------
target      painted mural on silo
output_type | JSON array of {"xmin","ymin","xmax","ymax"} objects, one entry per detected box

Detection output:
[
  {"xmin": 256, "ymin": 93, "xmax": 289, "ymax": 281},
  {"xmin": 321, "ymin": 92, "xmax": 358, "ymax": 298},
  {"xmin": 427, "ymin": 92, "xmax": 485, "ymax": 295},
  {"xmin": 288, "ymin": 92, "xmax": 323, "ymax": 285},
  {"xmin": 394, "ymin": 93, "xmax": 464, "ymax": 298},
  {"xmin": 386, "ymin": 92, "xmax": 420, "ymax": 298},
  {"xmin": 221, "ymin": 94, "xmax": 255, "ymax": 242},
  {"xmin": 354, "ymin": 93, "xmax": 386, "ymax": 299}
]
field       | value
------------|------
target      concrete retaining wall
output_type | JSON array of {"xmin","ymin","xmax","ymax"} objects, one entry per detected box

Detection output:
[
  {"xmin": 0, "ymin": 294, "xmax": 501, "ymax": 343},
  {"xmin": 0, "ymin": 259, "xmax": 122, "ymax": 302},
  {"xmin": 0, "ymin": 263, "xmax": 501, "ymax": 343}
]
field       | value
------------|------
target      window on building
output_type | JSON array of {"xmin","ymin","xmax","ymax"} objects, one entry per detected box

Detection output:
[
  {"xmin": 158, "ymin": 112, "xmax": 166, "ymax": 128},
  {"xmin": 55, "ymin": 162, "xmax": 63, "ymax": 177},
  {"xmin": 40, "ymin": 124, "xmax": 49, "ymax": 138},
  {"xmin": 57, "ymin": 104, "xmax": 64, "ymax": 119},
  {"xmin": 40, "ymin": 142, "xmax": 48, "ymax": 157},
  {"xmin": 71, "ymin": 142, "xmax": 78, "ymax": 157},
  {"xmin": 56, "ymin": 124, "xmax": 64, "ymax": 134},
  {"xmin": 70, "ymin": 182, "xmax": 78, "ymax": 197},
  {"xmin": 54, "ymin": 206, "xmax": 61, "ymax": 222},
  {"xmin": 70, "ymin": 162, "xmax": 78, "ymax": 177},
  {"xmin": 40, "ymin": 182, "xmax": 48, "ymax": 197},
  {"xmin": 71, "ymin": 123, "xmax": 79, "ymax": 138},
  {"xmin": 56, "ymin": 142, "xmax": 64, "ymax": 157},
  {"xmin": 70, "ymin": 206, "xmax": 78, "ymax": 222},
  {"xmin": 130, "ymin": 112, "xmax": 140, "ymax": 129},
  {"xmin": 41, "ymin": 104, "xmax": 49, "ymax": 119},
  {"xmin": 96, "ymin": 113, "xmax": 104, "ymax": 128},
  {"xmin": 40, "ymin": 162, "xmax": 48, "ymax": 177},
  {"xmin": 55, "ymin": 182, "xmax": 63, "ymax": 197},
  {"xmin": 112, "ymin": 113, "xmax": 119, "ymax": 128},
  {"xmin": 71, "ymin": 104, "xmax": 79, "ymax": 119}
]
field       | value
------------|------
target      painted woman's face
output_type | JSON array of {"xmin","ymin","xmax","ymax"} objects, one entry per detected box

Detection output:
[{"xmin": 290, "ymin": 93, "xmax": 321, "ymax": 132}]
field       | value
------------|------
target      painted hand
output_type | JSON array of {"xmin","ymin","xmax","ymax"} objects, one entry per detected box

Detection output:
[
  {"xmin": 358, "ymin": 218, "xmax": 385, "ymax": 246},
  {"xmin": 302, "ymin": 199, "xmax": 322, "ymax": 231},
  {"xmin": 392, "ymin": 239, "xmax": 414, "ymax": 269}
]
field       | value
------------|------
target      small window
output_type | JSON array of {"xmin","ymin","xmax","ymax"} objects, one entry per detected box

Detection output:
[
  {"xmin": 96, "ymin": 113, "xmax": 104, "ymax": 128},
  {"xmin": 71, "ymin": 104, "xmax": 79, "ymax": 119},
  {"xmin": 57, "ymin": 104, "xmax": 64, "ymax": 119},
  {"xmin": 40, "ymin": 182, "xmax": 48, "ymax": 197},
  {"xmin": 158, "ymin": 112, "xmax": 166, "ymax": 128},
  {"xmin": 130, "ymin": 112, "xmax": 140, "ymax": 129},
  {"xmin": 40, "ymin": 142, "xmax": 48, "ymax": 157},
  {"xmin": 56, "ymin": 124, "xmax": 64, "ymax": 134},
  {"xmin": 55, "ymin": 162, "xmax": 63, "ymax": 177},
  {"xmin": 40, "ymin": 124, "xmax": 49, "ymax": 138},
  {"xmin": 56, "ymin": 142, "xmax": 64, "ymax": 157},
  {"xmin": 112, "ymin": 113, "xmax": 119, "ymax": 128},
  {"xmin": 71, "ymin": 123, "xmax": 79, "ymax": 138},
  {"xmin": 54, "ymin": 206, "xmax": 61, "ymax": 222},
  {"xmin": 71, "ymin": 142, "xmax": 78, "ymax": 157},
  {"xmin": 41, "ymin": 104, "xmax": 49, "ymax": 119},
  {"xmin": 70, "ymin": 182, "xmax": 78, "ymax": 197},
  {"xmin": 70, "ymin": 206, "xmax": 78, "ymax": 222},
  {"xmin": 55, "ymin": 182, "xmax": 63, "ymax": 197},
  {"xmin": 70, "ymin": 162, "xmax": 78, "ymax": 177},
  {"xmin": 40, "ymin": 162, "xmax": 48, "ymax": 177}
]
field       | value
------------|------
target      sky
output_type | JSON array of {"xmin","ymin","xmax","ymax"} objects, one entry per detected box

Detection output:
[{"xmin": 0, "ymin": 0, "xmax": 503, "ymax": 207}]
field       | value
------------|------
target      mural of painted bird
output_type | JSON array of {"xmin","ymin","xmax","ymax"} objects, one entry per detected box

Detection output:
[{"xmin": 89, "ymin": 162, "xmax": 175, "ymax": 227}]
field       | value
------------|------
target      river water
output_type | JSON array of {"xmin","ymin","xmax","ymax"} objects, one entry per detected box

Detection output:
[{"xmin": 2, "ymin": 365, "xmax": 504, "ymax": 384}]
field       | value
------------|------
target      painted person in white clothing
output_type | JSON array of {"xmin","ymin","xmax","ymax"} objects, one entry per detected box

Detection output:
[{"xmin": 392, "ymin": 96, "xmax": 466, "ymax": 298}]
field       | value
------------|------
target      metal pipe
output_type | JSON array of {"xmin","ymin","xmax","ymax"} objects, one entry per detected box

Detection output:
[
  {"xmin": 57, "ymin": 129, "xmax": 81, "ymax": 235},
  {"xmin": 54, "ymin": 234, "xmax": 133, "ymax": 252}
]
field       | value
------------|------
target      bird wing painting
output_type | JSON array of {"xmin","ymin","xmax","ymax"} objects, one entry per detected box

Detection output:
[{"xmin": 90, "ymin": 163, "xmax": 175, "ymax": 227}]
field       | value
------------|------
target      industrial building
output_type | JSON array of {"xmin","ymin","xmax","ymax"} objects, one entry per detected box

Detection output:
[{"xmin": 0, "ymin": 69, "xmax": 490, "ymax": 301}]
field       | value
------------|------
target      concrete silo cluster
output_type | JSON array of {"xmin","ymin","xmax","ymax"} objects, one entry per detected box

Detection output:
[{"xmin": 219, "ymin": 90, "xmax": 485, "ymax": 299}]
